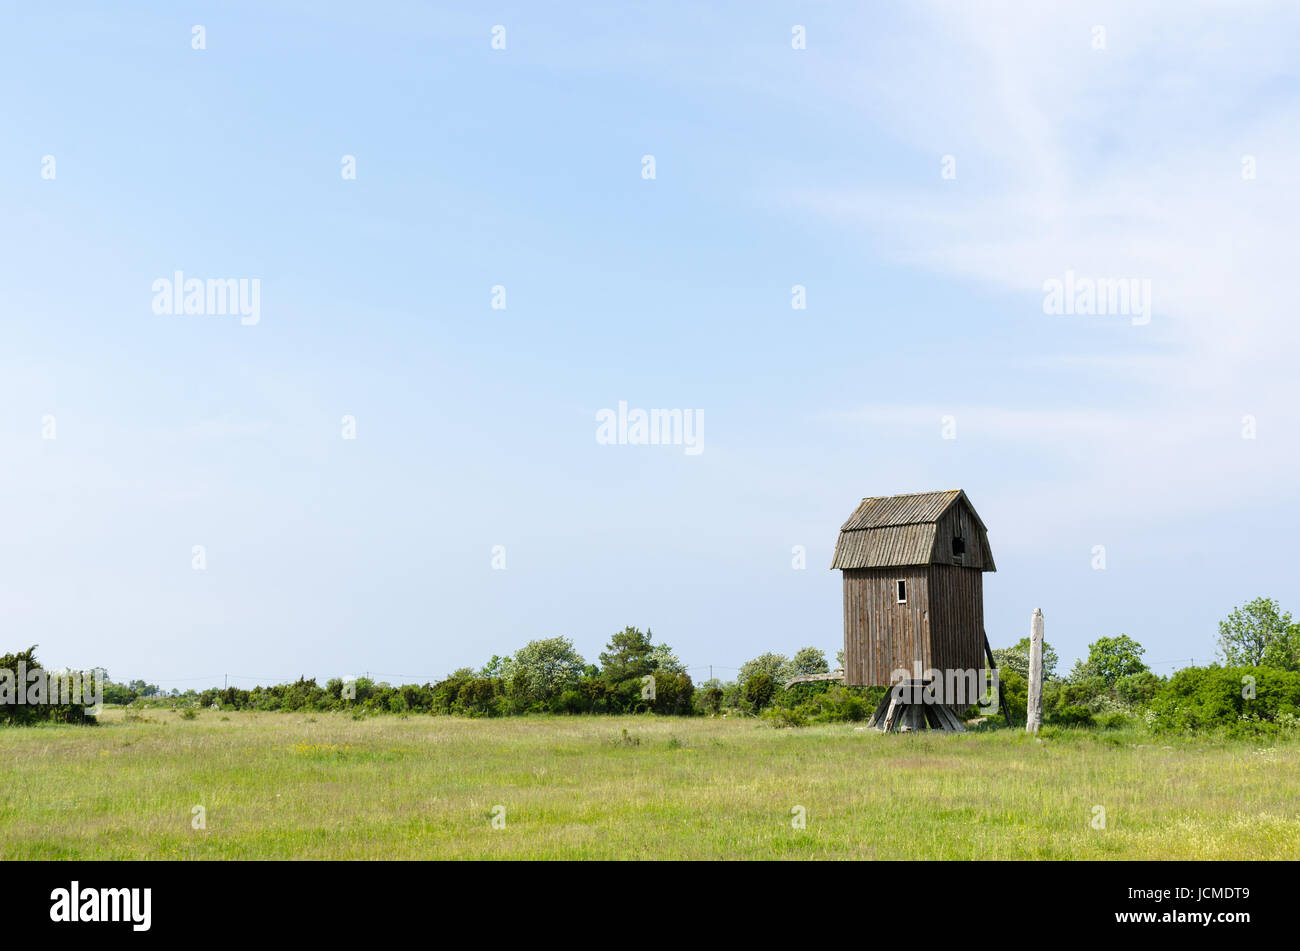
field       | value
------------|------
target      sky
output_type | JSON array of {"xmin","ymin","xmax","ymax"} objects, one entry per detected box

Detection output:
[{"xmin": 2, "ymin": 1, "xmax": 1297, "ymax": 689}]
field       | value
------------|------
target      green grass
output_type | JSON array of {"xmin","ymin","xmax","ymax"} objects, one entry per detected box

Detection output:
[{"xmin": 2, "ymin": 709, "xmax": 1298, "ymax": 859}]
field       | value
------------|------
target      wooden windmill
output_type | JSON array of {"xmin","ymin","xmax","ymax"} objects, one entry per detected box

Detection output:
[{"xmin": 830, "ymin": 489, "xmax": 1009, "ymax": 731}]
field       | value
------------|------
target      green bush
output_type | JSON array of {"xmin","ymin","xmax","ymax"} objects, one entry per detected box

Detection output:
[
  {"xmin": 761, "ymin": 706, "xmax": 807, "ymax": 728},
  {"xmin": 102, "ymin": 681, "xmax": 138, "ymax": 706},
  {"xmin": 0, "ymin": 647, "xmax": 97, "ymax": 725},
  {"xmin": 1057, "ymin": 675, "xmax": 1108, "ymax": 710},
  {"xmin": 1115, "ymin": 671, "xmax": 1160, "ymax": 706},
  {"xmin": 455, "ymin": 678, "xmax": 503, "ymax": 717},
  {"xmin": 557, "ymin": 689, "xmax": 586, "ymax": 714},
  {"xmin": 1094, "ymin": 711, "xmax": 1131, "ymax": 730},
  {"xmin": 1051, "ymin": 705, "xmax": 1095, "ymax": 727},
  {"xmin": 743, "ymin": 673, "xmax": 775, "ymax": 711},
  {"xmin": 756, "ymin": 682, "xmax": 880, "ymax": 726},
  {"xmin": 650, "ymin": 671, "xmax": 696, "ymax": 716},
  {"xmin": 696, "ymin": 685, "xmax": 724, "ymax": 715},
  {"xmin": 1147, "ymin": 665, "xmax": 1300, "ymax": 736},
  {"xmin": 814, "ymin": 685, "xmax": 875, "ymax": 722},
  {"xmin": 999, "ymin": 671, "xmax": 1027, "ymax": 725},
  {"xmin": 575, "ymin": 676, "xmax": 609, "ymax": 713}
]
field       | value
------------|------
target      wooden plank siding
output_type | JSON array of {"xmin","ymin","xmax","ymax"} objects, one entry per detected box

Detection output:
[
  {"xmin": 927, "ymin": 563, "xmax": 985, "ymax": 675},
  {"xmin": 843, "ymin": 565, "xmax": 984, "ymax": 687},
  {"xmin": 929, "ymin": 498, "xmax": 992, "ymax": 570},
  {"xmin": 843, "ymin": 567, "xmax": 930, "ymax": 685}
]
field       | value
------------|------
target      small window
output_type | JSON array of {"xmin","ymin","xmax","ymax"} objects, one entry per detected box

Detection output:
[
  {"xmin": 896, "ymin": 580, "xmax": 907, "ymax": 603},
  {"xmin": 951, "ymin": 536, "xmax": 966, "ymax": 556}
]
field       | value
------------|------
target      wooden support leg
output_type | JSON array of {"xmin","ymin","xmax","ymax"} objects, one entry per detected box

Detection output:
[
  {"xmin": 867, "ymin": 691, "xmax": 892, "ymax": 729},
  {"xmin": 930, "ymin": 704, "xmax": 950, "ymax": 731},
  {"xmin": 923, "ymin": 704, "xmax": 942, "ymax": 730},
  {"xmin": 906, "ymin": 704, "xmax": 923, "ymax": 733},
  {"xmin": 934, "ymin": 704, "xmax": 966, "ymax": 733},
  {"xmin": 985, "ymin": 628, "xmax": 1014, "ymax": 726},
  {"xmin": 883, "ymin": 697, "xmax": 904, "ymax": 733}
]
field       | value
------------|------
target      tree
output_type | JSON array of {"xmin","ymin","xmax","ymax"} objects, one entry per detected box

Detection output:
[
  {"xmin": 0, "ymin": 645, "xmax": 92, "ymax": 725},
  {"xmin": 779, "ymin": 647, "xmax": 830, "ymax": 682},
  {"xmin": 737, "ymin": 652, "xmax": 788, "ymax": 688},
  {"xmin": 101, "ymin": 681, "xmax": 137, "ymax": 705},
  {"xmin": 698, "ymin": 685, "xmax": 724, "ymax": 715},
  {"xmin": 1071, "ymin": 635, "xmax": 1148, "ymax": 685},
  {"xmin": 598, "ymin": 626, "xmax": 657, "ymax": 684},
  {"xmin": 743, "ymin": 673, "xmax": 775, "ymax": 710},
  {"xmin": 993, "ymin": 638, "xmax": 1059, "ymax": 680},
  {"xmin": 648, "ymin": 642, "xmax": 686, "ymax": 675},
  {"xmin": 650, "ymin": 670, "xmax": 695, "ymax": 715},
  {"xmin": 1217, "ymin": 598, "xmax": 1299, "ymax": 670},
  {"xmin": 507, "ymin": 637, "xmax": 586, "ymax": 703}
]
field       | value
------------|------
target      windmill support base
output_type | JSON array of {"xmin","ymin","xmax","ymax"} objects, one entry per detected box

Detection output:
[{"xmin": 866, "ymin": 681, "xmax": 967, "ymax": 733}]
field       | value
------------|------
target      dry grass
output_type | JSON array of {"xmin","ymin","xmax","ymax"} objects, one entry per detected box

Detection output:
[{"xmin": 2, "ymin": 709, "xmax": 1297, "ymax": 859}]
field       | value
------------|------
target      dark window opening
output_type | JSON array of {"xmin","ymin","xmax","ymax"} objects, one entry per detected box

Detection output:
[
  {"xmin": 951, "ymin": 536, "xmax": 966, "ymax": 556},
  {"xmin": 896, "ymin": 580, "xmax": 907, "ymax": 603}
]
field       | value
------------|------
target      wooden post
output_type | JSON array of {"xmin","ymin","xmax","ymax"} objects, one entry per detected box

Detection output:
[{"xmin": 1027, "ymin": 608, "xmax": 1044, "ymax": 733}]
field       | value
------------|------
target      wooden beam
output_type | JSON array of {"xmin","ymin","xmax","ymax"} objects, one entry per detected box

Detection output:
[
  {"xmin": 867, "ymin": 690, "xmax": 892, "ymax": 729},
  {"xmin": 933, "ymin": 704, "xmax": 966, "ymax": 732},
  {"xmin": 984, "ymin": 629, "xmax": 1014, "ymax": 724}
]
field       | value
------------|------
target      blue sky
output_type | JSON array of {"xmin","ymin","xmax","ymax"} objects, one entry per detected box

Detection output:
[{"xmin": 3, "ymin": 2, "xmax": 1297, "ymax": 688}]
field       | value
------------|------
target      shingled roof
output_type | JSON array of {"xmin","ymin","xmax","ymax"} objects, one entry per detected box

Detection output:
[{"xmin": 830, "ymin": 489, "xmax": 995, "ymax": 571}]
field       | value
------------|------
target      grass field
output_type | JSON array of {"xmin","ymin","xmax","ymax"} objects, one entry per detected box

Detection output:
[{"xmin": 3, "ymin": 708, "xmax": 1298, "ymax": 859}]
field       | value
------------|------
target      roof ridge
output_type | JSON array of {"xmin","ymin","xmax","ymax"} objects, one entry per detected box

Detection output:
[
  {"xmin": 843, "ymin": 519, "xmax": 943, "ymax": 529},
  {"xmin": 860, "ymin": 489, "xmax": 961, "ymax": 501}
]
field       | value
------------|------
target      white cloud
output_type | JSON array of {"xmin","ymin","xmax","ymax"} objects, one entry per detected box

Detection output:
[{"xmin": 791, "ymin": 1, "xmax": 1300, "ymax": 530}]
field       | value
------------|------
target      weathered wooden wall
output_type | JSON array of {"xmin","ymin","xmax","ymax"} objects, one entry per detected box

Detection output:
[
  {"xmin": 930, "ymin": 498, "xmax": 992, "ymax": 570},
  {"xmin": 926, "ymin": 563, "xmax": 985, "ymax": 674},
  {"xmin": 843, "ymin": 565, "xmax": 984, "ymax": 686},
  {"xmin": 842, "ymin": 567, "xmax": 930, "ymax": 686}
]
